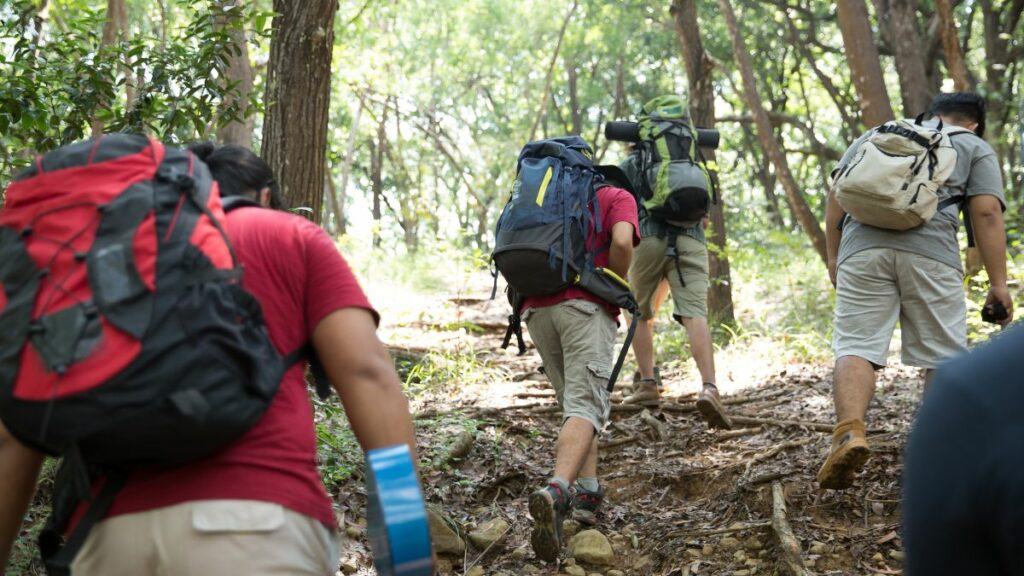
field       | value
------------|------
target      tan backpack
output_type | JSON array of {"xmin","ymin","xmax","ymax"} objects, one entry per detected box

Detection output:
[{"xmin": 832, "ymin": 118, "xmax": 968, "ymax": 230}]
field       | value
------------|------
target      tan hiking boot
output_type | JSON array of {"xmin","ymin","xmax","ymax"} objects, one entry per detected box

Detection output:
[
  {"xmin": 695, "ymin": 383, "xmax": 733, "ymax": 430},
  {"xmin": 623, "ymin": 380, "xmax": 660, "ymax": 406},
  {"xmin": 817, "ymin": 418, "xmax": 871, "ymax": 490}
]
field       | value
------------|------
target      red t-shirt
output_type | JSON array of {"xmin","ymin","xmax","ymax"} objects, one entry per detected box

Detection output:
[
  {"xmin": 523, "ymin": 185, "xmax": 640, "ymax": 318},
  {"xmin": 78, "ymin": 207, "xmax": 375, "ymax": 529}
]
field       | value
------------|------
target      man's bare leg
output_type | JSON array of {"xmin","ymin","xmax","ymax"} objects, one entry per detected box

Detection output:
[
  {"xmin": 818, "ymin": 355, "xmax": 875, "ymax": 489},
  {"xmin": 834, "ymin": 355, "xmax": 877, "ymax": 422},
  {"xmin": 552, "ymin": 416, "xmax": 597, "ymax": 484}
]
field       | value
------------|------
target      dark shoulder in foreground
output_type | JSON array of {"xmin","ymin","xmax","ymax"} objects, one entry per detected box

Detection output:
[{"xmin": 930, "ymin": 327, "xmax": 1024, "ymax": 410}]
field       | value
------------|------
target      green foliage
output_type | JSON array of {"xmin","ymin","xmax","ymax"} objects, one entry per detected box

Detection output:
[
  {"xmin": 0, "ymin": 0, "xmax": 260, "ymax": 186},
  {"xmin": 312, "ymin": 394, "xmax": 363, "ymax": 490}
]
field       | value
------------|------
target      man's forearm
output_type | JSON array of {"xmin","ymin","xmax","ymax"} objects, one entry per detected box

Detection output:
[
  {"xmin": 336, "ymin": 351, "xmax": 419, "ymax": 462},
  {"xmin": 0, "ymin": 432, "xmax": 44, "ymax": 570},
  {"xmin": 825, "ymin": 191, "xmax": 843, "ymax": 261},
  {"xmin": 608, "ymin": 244, "xmax": 632, "ymax": 280},
  {"xmin": 972, "ymin": 211, "xmax": 1008, "ymax": 287}
]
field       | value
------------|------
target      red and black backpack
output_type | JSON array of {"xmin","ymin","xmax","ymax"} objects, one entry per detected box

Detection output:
[{"xmin": 0, "ymin": 134, "xmax": 307, "ymax": 574}]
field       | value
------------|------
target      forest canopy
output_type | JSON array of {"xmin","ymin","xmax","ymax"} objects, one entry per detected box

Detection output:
[{"xmin": 1, "ymin": 0, "xmax": 1021, "ymax": 298}]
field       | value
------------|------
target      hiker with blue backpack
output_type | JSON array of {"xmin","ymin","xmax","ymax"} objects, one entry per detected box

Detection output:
[
  {"xmin": 605, "ymin": 95, "xmax": 733, "ymax": 429},
  {"xmin": 492, "ymin": 136, "xmax": 640, "ymax": 562},
  {"xmin": 0, "ymin": 137, "xmax": 429, "ymax": 575},
  {"xmin": 819, "ymin": 91, "xmax": 1013, "ymax": 490}
]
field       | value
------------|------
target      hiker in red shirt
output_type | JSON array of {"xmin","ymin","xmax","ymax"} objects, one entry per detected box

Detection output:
[
  {"xmin": 0, "ymin": 143, "xmax": 421, "ymax": 574},
  {"xmin": 520, "ymin": 174, "xmax": 640, "ymax": 561}
]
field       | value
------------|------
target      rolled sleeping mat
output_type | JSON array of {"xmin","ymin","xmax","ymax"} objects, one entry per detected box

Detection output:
[{"xmin": 366, "ymin": 444, "xmax": 433, "ymax": 576}]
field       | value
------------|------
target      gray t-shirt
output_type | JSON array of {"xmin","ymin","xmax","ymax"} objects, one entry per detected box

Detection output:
[{"xmin": 835, "ymin": 123, "xmax": 1005, "ymax": 271}]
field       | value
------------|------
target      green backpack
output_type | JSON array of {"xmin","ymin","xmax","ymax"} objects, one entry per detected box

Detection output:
[{"xmin": 635, "ymin": 95, "xmax": 716, "ymax": 225}]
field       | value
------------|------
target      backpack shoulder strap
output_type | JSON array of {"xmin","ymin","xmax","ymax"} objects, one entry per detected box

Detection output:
[{"xmin": 283, "ymin": 344, "xmax": 333, "ymax": 400}]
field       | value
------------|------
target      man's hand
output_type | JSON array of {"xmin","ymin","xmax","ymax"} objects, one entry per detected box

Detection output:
[
  {"xmin": 828, "ymin": 258, "xmax": 838, "ymax": 289},
  {"xmin": 985, "ymin": 284, "xmax": 1014, "ymax": 325}
]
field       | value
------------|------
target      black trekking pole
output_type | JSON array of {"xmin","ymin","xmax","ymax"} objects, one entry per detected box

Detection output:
[{"xmin": 606, "ymin": 301, "xmax": 640, "ymax": 393}]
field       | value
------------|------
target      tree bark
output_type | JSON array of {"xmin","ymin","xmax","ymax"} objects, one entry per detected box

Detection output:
[
  {"xmin": 672, "ymin": 0, "xmax": 736, "ymax": 324},
  {"xmin": 719, "ymin": 0, "xmax": 828, "ymax": 263},
  {"xmin": 837, "ymin": 0, "xmax": 896, "ymax": 127},
  {"xmin": 871, "ymin": 0, "xmax": 935, "ymax": 117},
  {"xmin": 261, "ymin": 0, "xmax": 339, "ymax": 220},
  {"xmin": 935, "ymin": 0, "xmax": 973, "ymax": 90},
  {"xmin": 214, "ymin": 0, "xmax": 255, "ymax": 147}
]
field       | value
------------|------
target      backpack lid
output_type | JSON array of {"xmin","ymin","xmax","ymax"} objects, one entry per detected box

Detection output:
[{"xmin": 641, "ymin": 95, "xmax": 689, "ymax": 121}]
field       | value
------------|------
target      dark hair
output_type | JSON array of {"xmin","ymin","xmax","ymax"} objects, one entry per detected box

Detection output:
[
  {"xmin": 189, "ymin": 142, "xmax": 286, "ymax": 209},
  {"xmin": 927, "ymin": 92, "xmax": 987, "ymax": 139}
]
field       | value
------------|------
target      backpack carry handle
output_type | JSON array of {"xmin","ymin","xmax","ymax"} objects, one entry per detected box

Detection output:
[{"xmin": 915, "ymin": 112, "xmax": 944, "ymax": 132}]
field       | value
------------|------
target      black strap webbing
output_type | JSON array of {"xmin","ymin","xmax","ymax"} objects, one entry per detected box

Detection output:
[
  {"xmin": 501, "ymin": 297, "xmax": 527, "ymax": 355},
  {"xmin": 284, "ymin": 344, "xmax": 333, "ymax": 399},
  {"xmin": 42, "ymin": 472, "xmax": 127, "ymax": 576},
  {"xmin": 664, "ymin": 229, "xmax": 686, "ymax": 288}
]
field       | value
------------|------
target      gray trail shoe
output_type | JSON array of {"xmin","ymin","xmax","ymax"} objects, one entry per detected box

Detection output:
[
  {"xmin": 529, "ymin": 482, "xmax": 569, "ymax": 562},
  {"xmin": 571, "ymin": 484, "xmax": 604, "ymax": 526}
]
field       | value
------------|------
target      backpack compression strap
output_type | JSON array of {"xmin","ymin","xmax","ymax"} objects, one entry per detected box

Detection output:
[
  {"xmin": 40, "ymin": 470, "xmax": 127, "ymax": 576},
  {"xmin": 501, "ymin": 295, "xmax": 527, "ymax": 356}
]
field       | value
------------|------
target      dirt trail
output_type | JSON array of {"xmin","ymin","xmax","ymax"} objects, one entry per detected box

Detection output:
[{"xmin": 334, "ymin": 285, "xmax": 918, "ymax": 576}]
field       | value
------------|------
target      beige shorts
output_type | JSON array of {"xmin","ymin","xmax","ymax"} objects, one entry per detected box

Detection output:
[
  {"xmin": 833, "ymin": 248, "xmax": 967, "ymax": 368},
  {"xmin": 523, "ymin": 299, "xmax": 616, "ymax": 432},
  {"xmin": 630, "ymin": 234, "xmax": 709, "ymax": 321},
  {"xmin": 72, "ymin": 500, "xmax": 339, "ymax": 576}
]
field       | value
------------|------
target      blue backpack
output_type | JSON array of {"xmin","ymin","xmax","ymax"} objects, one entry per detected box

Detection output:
[{"xmin": 491, "ymin": 136, "xmax": 638, "ymax": 392}]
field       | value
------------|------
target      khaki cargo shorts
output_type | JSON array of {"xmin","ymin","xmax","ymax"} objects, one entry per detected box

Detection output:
[
  {"xmin": 630, "ymin": 234, "xmax": 709, "ymax": 321},
  {"xmin": 72, "ymin": 500, "xmax": 338, "ymax": 575},
  {"xmin": 833, "ymin": 248, "xmax": 967, "ymax": 369},
  {"xmin": 523, "ymin": 299, "xmax": 616, "ymax": 432}
]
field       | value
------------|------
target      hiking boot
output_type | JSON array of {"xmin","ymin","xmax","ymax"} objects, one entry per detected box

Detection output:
[
  {"xmin": 623, "ymin": 379, "xmax": 660, "ymax": 406},
  {"xmin": 571, "ymin": 484, "xmax": 604, "ymax": 527},
  {"xmin": 621, "ymin": 367, "xmax": 660, "ymax": 394},
  {"xmin": 695, "ymin": 383, "xmax": 733, "ymax": 430},
  {"xmin": 817, "ymin": 418, "xmax": 871, "ymax": 490},
  {"xmin": 529, "ymin": 482, "xmax": 569, "ymax": 562}
]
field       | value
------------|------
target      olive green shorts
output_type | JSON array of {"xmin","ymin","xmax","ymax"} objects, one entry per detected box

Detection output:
[
  {"xmin": 523, "ymin": 299, "xmax": 616, "ymax": 432},
  {"xmin": 629, "ymin": 235, "xmax": 709, "ymax": 321}
]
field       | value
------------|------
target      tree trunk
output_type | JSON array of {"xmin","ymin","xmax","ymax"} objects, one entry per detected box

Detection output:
[
  {"xmin": 671, "ymin": 0, "xmax": 736, "ymax": 324},
  {"xmin": 371, "ymin": 120, "xmax": 384, "ymax": 248},
  {"xmin": 324, "ymin": 166, "xmax": 341, "ymax": 236},
  {"xmin": 214, "ymin": 0, "xmax": 255, "ymax": 147},
  {"xmin": 871, "ymin": 0, "xmax": 934, "ymax": 117},
  {"xmin": 837, "ymin": 0, "xmax": 896, "ymax": 127},
  {"xmin": 566, "ymin": 53, "xmax": 582, "ymax": 136},
  {"xmin": 935, "ymin": 0, "xmax": 973, "ymax": 90},
  {"xmin": 261, "ymin": 0, "xmax": 339, "ymax": 221},
  {"xmin": 526, "ymin": 0, "xmax": 578, "ymax": 143},
  {"xmin": 335, "ymin": 97, "xmax": 365, "ymax": 236},
  {"xmin": 92, "ymin": 0, "xmax": 130, "ymax": 135},
  {"xmin": 719, "ymin": 0, "xmax": 828, "ymax": 263}
]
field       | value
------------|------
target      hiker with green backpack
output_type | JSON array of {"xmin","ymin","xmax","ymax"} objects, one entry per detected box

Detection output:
[
  {"xmin": 605, "ymin": 95, "xmax": 733, "ymax": 429},
  {"xmin": 492, "ymin": 136, "xmax": 640, "ymax": 562},
  {"xmin": 819, "ymin": 91, "xmax": 1013, "ymax": 490}
]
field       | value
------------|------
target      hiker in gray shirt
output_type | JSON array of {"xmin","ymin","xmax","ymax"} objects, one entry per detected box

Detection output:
[{"xmin": 818, "ymin": 91, "xmax": 1013, "ymax": 490}]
